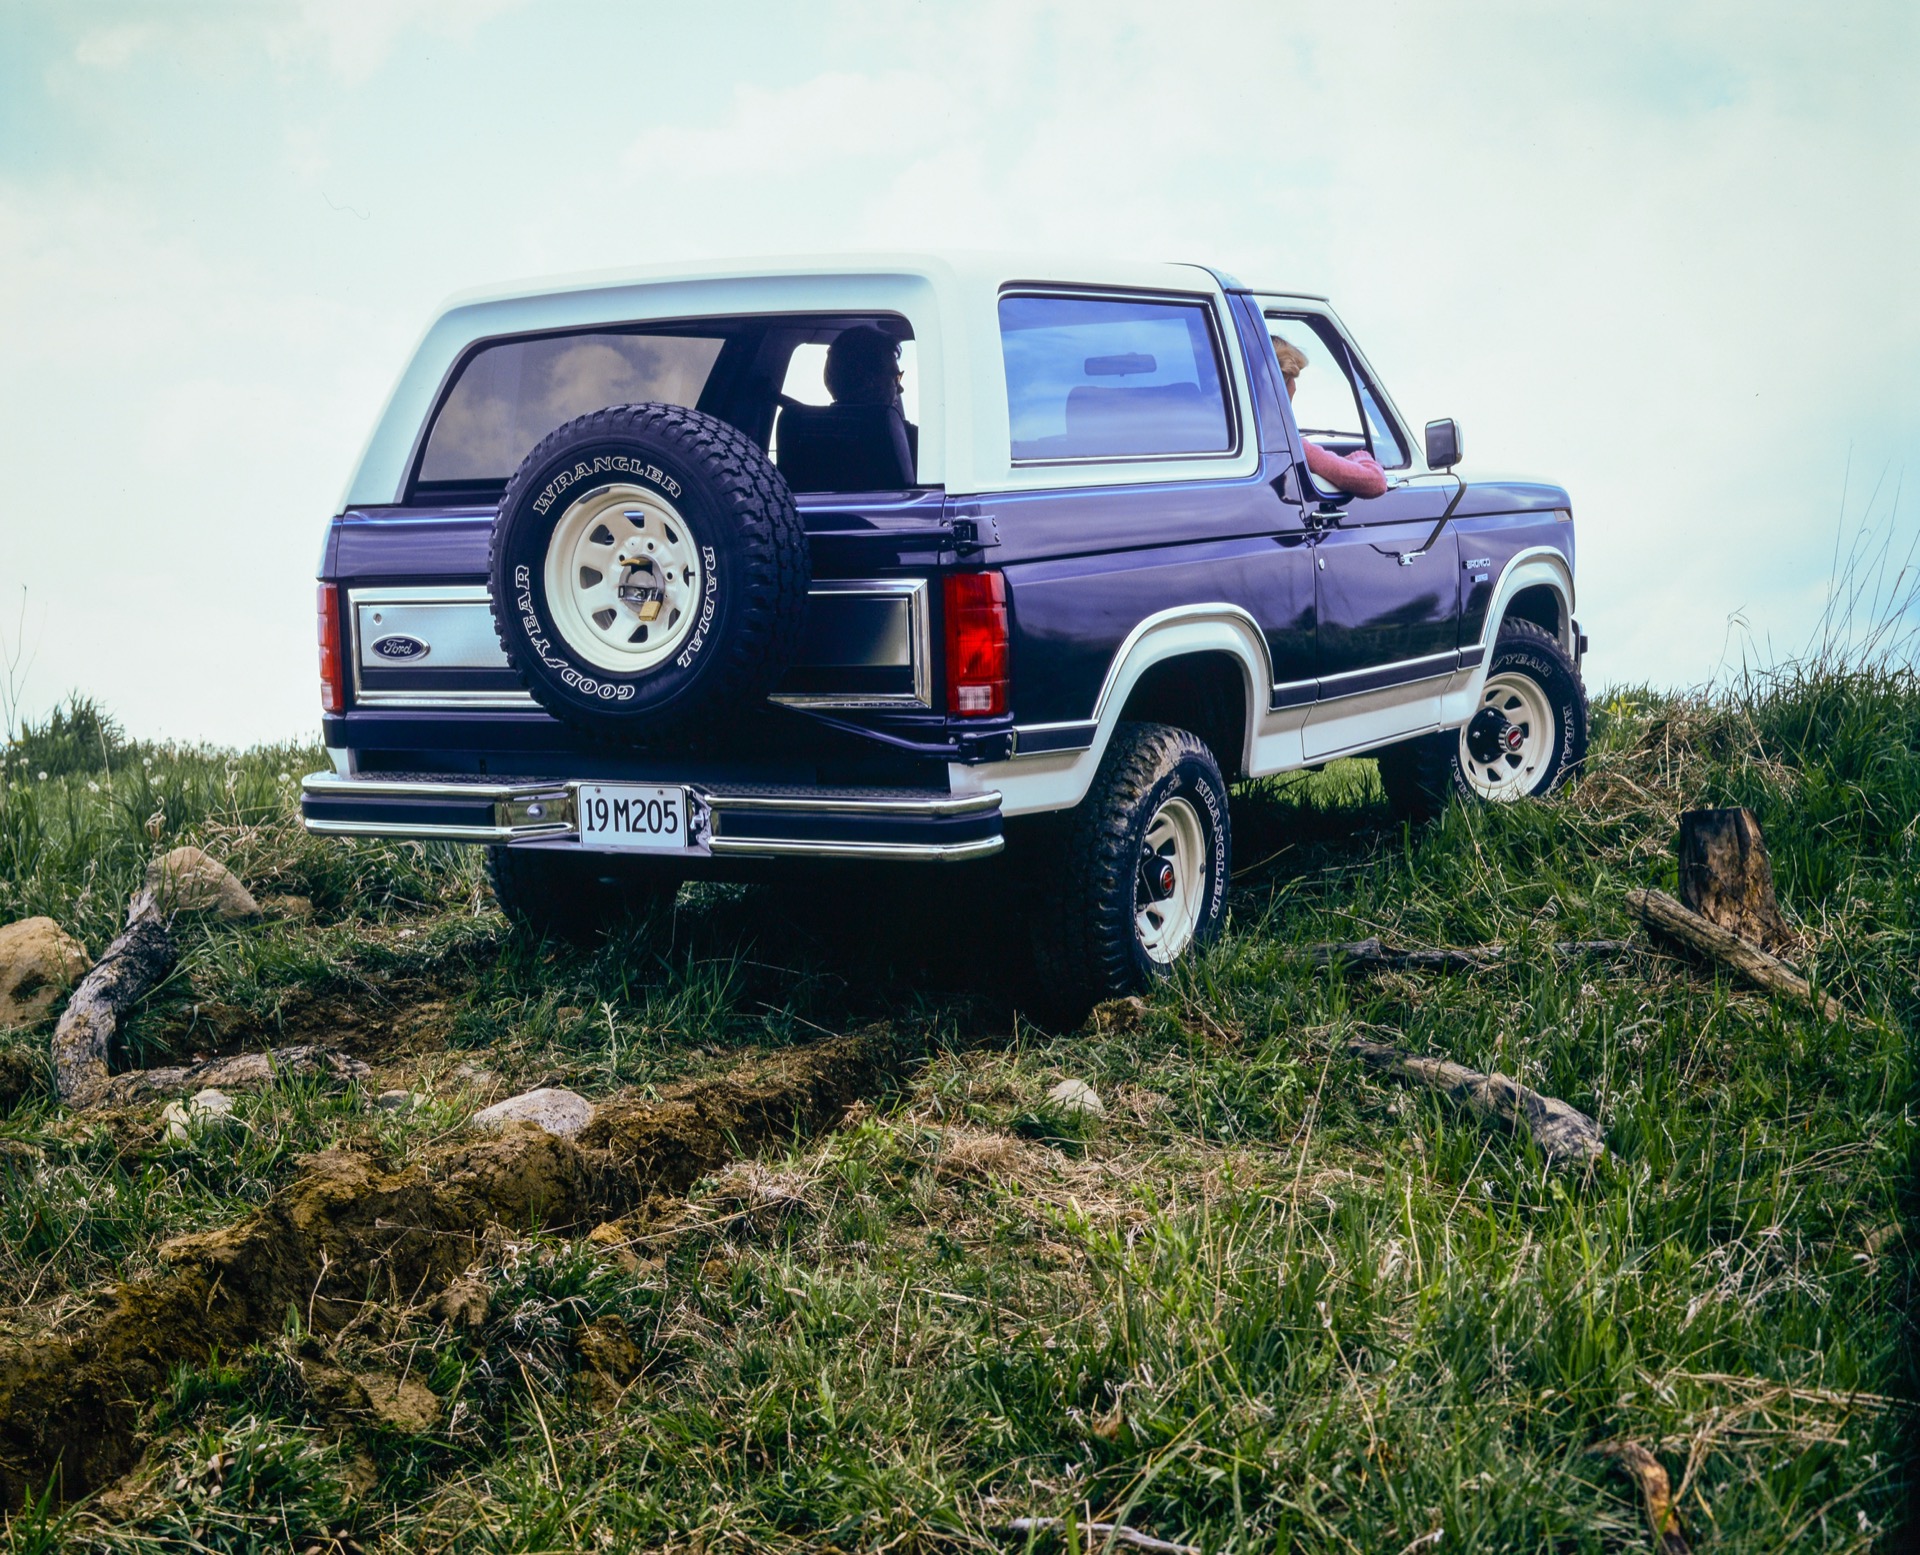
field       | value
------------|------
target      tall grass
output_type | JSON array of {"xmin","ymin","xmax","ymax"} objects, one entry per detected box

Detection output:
[{"xmin": 0, "ymin": 656, "xmax": 1914, "ymax": 1548}]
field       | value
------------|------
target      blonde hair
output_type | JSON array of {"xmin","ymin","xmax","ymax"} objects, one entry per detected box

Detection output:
[{"xmin": 1270, "ymin": 336, "xmax": 1308, "ymax": 384}]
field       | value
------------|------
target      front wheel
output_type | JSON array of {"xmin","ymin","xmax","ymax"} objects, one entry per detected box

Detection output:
[
  {"xmin": 1027, "ymin": 722, "xmax": 1231, "ymax": 1027},
  {"xmin": 1377, "ymin": 618, "xmax": 1589, "ymax": 820}
]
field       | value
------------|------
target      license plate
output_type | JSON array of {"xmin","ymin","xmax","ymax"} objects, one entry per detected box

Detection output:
[{"xmin": 575, "ymin": 784, "xmax": 689, "ymax": 852}]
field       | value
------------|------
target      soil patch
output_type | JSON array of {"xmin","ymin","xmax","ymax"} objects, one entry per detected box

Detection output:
[
  {"xmin": 147, "ymin": 983, "xmax": 461, "ymax": 1065},
  {"xmin": 0, "ymin": 1028, "xmax": 897, "ymax": 1506}
]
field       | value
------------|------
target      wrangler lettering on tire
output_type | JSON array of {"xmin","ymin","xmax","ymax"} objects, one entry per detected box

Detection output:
[
  {"xmin": 488, "ymin": 403, "xmax": 808, "ymax": 738},
  {"xmin": 1028, "ymin": 722, "xmax": 1232, "ymax": 1027}
]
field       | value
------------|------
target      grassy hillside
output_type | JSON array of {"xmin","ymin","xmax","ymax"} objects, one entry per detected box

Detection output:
[{"xmin": 0, "ymin": 668, "xmax": 1913, "ymax": 1553}]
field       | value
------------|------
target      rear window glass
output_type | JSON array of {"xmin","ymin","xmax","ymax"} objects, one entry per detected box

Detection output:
[
  {"xmin": 418, "ymin": 332, "xmax": 725, "ymax": 485},
  {"xmin": 998, "ymin": 294, "xmax": 1232, "ymax": 461}
]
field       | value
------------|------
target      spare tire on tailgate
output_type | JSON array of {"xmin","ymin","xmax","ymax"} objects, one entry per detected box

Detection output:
[{"xmin": 488, "ymin": 403, "xmax": 808, "ymax": 737}]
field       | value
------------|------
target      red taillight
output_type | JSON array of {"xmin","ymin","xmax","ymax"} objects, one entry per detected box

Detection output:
[
  {"xmin": 943, "ymin": 570, "xmax": 1008, "ymax": 717},
  {"xmin": 316, "ymin": 582, "xmax": 343, "ymax": 714}
]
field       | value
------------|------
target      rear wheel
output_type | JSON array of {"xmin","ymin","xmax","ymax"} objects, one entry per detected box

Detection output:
[
  {"xmin": 1027, "ymin": 722, "xmax": 1231, "ymax": 1028},
  {"xmin": 1377, "ymin": 618, "xmax": 1588, "ymax": 820},
  {"xmin": 486, "ymin": 847, "xmax": 679, "ymax": 942}
]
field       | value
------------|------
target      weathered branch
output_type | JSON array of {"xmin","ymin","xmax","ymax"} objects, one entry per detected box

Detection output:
[
  {"xmin": 50, "ymin": 849, "xmax": 273, "ymax": 1108},
  {"xmin": 1626, "ymin": 888, "xmax": 1845, "ymax": 1022},
  {"xmin": 1347, "ymin": 1037, "xmax": 1606, "ymax": 1165},
  {"xmin": 1300, "ymin": 937, "xmax": 1634, "ymax": 974},
  {"xmin": 50, "ymin": 888, "xmax": 173, "ymax": 1107},
  {"xmin": 95, "ymin": 1045, "xmax": 370, "ymax": 1106}
]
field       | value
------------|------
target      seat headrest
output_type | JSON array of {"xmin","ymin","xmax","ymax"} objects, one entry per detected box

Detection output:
[{"xmin": 777, "ymin": 403, "xmax": 915, "ymax": 493}]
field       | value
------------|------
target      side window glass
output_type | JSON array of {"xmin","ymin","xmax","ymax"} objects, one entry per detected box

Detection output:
[
  {"xmin": 1357, "ymin": 380, "xmax": 1407, "ymax": 469},
  {"xmin": 998, "ymin": 294, "xmax": 1233, "ymax": 461},
  {"xmin": 768, "ymin": 322, "xmax": 919, "ymax": 494},
  {"xmin": 419, "ymin": 332, "xmax": 724, "ymax": 486},
  {"xmin": 779, "ymin": 339, "xmax": 919, "ymax": 422},
  {"xmin": 1267, "ymin": 315, "xmax": 1409, "ymax": 471}
]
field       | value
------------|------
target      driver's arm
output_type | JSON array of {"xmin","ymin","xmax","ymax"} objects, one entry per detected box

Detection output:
[{"xmin": 1304, "ymin": 439, "xmax": 1388, "ymax": 498}]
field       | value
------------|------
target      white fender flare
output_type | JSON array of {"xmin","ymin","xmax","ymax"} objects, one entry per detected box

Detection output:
[
  {"xmin": 1444, "ymin": 546, "xmax": 1577, "ymax": 728},
  {"xmin": 958, "ymin": 604, "xmax": 1271, "ymax": 817}
]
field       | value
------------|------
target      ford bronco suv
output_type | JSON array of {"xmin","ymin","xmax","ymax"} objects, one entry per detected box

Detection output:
[{"xmin": 303, "ymin": 253, "xmax": 1587, "ymax": 1021}]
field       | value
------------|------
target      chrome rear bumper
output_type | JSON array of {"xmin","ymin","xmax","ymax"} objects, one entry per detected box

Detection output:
[{"xmin": 299, "ymin": 772, "xmax": 1003, "ymax": 863}]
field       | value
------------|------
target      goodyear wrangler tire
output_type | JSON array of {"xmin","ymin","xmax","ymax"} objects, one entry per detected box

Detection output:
[
  {"xmin": 488, "ymin": 404, "xmax": 808, "ymax": 737},
  {"xmin": 1026, "ymin": 722, "xmax": 1231, "ymax": 1028},
  {"xmin": 1377, "ymin": 618, "xmax": 1589, "ymax": 820}
]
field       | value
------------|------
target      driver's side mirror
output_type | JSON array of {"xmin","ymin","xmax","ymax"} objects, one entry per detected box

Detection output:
[{"xmin": 1425, "ymin": 419, "xmax": 1462, "ymax": 471}]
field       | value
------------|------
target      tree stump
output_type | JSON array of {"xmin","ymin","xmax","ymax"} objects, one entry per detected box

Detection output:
[{"xmin": 1677, "ymin": 808, "xmax": 1792, "ymax": 953}]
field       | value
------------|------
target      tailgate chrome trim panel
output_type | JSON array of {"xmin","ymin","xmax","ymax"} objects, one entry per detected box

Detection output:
[{"xmin": 342, "ymin": 580, "xmax": 930, "ymax": 711}]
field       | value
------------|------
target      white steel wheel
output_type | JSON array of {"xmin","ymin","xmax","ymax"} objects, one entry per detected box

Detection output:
[
  {"xmin": 543, "ymin": 483, "xmax": 705, "ymax": 674},
  {"xmin": 1134, "ymin": 795, "xmax": 1206, "ymax": 964},
  {"xmin": 1459, "ymin": 672, "xmax": 1557, "ymax": 801}
]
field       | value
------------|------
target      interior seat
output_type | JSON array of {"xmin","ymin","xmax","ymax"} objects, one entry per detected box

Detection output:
[{"xmin": 776, "ymin": 403, "xmax": 915, "ymax": 493}]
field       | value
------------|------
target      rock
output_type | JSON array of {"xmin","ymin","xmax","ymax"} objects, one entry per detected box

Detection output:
[
  {"xmin": 372, "ymin": 1089, "xmax": 424, "ymax": 1113},
  {"xmin": 0, "ymin": 917, "xmax": 90, "ymax": 1029},
  {"xmin": 471, "ymin": 1086, "xmax": 594, "ymax": 1139},
  {"xmin": 144, "ymin": 846, "xmax": 260, "ymax": 921},
  {"xmin": 161, "ymin": 1087, "xmax": 239, "ymax": 1142},
  {"xmin": 451, "ymin": 1061, "xmax": 498, "ymax": 1088},
  {"xmin": 259, "ymin": 894, "xmax": 314, "ymax": 922},
  {"xmin": 1047, "ymin": 1078, "xmax": 1105, "ymax": 1119}
]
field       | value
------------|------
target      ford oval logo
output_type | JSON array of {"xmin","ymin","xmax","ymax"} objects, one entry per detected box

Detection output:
[{"xmin": 371, "ymin": 634, "xmax": 429, "ymax": 662}]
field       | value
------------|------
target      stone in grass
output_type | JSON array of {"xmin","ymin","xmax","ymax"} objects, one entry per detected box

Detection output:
[
  {"xmin": 1047, "ymin": 1078, "xmax": 1106, "ymax": 1119},
  {"xmin": 161, "ymin": 1087, "xmax": 240, "ymax": 1143},
  {"xmin": 471, "ymin": 1086, "xmax": 594, "ymax": 1139},
  {"xmin": 0, "ymin": 917, "xmax": 90, "ymax": 1030},
  {"xmin": 144, "ymin": 847, "xmax": 260, "ymax": 921},
  {"xmin": 372, "ymin": 1088, "xmax": 425, "ymax": 1113}
]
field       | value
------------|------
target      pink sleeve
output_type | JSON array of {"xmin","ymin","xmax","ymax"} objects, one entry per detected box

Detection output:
[{"xmin": 1304, "ymin": 441, "xmax": 1389, "ymax": 499}]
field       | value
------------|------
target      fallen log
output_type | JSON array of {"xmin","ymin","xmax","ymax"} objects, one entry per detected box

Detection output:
[
  {"xmin": 94, "ymin": 1045, "xmax": 370, "ymax": 1105},
  {"xmin": 51, "ymin": 848, "xmax": 273, "ymax": 1108},
  {"xmin": 49, "ymin": 887, "xmax": 173, "ymax": 1108},
  {"xmin": 1346, "ymin": 1037, "xmax": 1606, "ymax": 1165},
  {"xmin": 1625, "ymin": 888, "xmax": 1844, "ymax": 1022},
  {"xmin": 1300, "ymin": 937, "xmax": 1634, "ymax": 973}
]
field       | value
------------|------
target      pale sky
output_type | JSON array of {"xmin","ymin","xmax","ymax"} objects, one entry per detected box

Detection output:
[{"xmin": 1, "ymin": 1, "xmax": 1915, "ymax": 745}]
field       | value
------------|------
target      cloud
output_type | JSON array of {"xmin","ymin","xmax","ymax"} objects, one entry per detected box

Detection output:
[
  {"xmin": 4, "ymin": 0, "xmax": 1916, "ymax": 742},
  {"xmin": 625, "ymin": 70, "xmax": 948, "ymax": 179},
  {"xmin": 67, "ymin": 0, "xmax": 528, "ymax": 85}
]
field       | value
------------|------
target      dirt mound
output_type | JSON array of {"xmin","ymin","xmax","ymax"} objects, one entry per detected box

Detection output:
[
  {"xmin": 0, "ymin": 1029, "xmax": 895, "ymax": 1507},
  {"xmin": 582, "ymin": 1029, "xmax": 892, "ymax": 1193}
]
